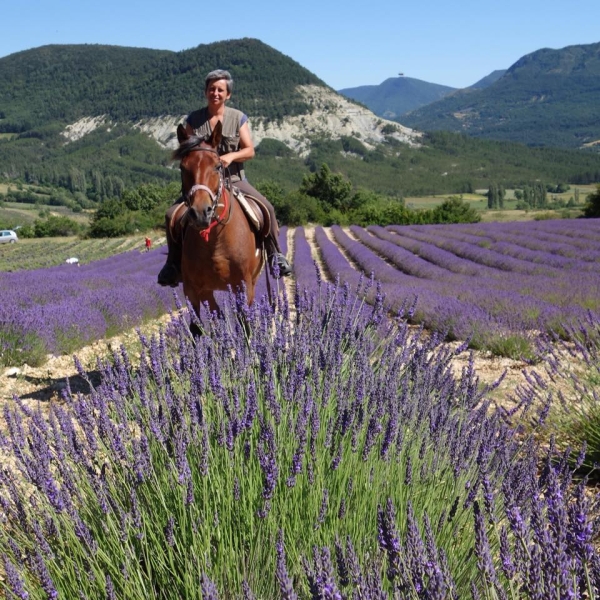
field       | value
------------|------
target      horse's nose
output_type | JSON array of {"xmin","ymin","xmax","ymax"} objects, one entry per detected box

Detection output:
[
  {"xmin": 203, "ymin": 205, "xmax": 215, "ymax": 221},
  {"xmin": 191, "ymin": 204, "xmax": 214, "ymax": 226}
]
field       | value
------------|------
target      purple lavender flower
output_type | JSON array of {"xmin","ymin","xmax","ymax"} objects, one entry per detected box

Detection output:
[
  {"xmin": 2, "ymin": 554, "xmax": 29, "ymax": 599},
  {"xmin": 275, "ymin": 530, "xmax": 298, "ymax": 600}
]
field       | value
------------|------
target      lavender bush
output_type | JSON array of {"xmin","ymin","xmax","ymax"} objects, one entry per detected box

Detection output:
[
  {"xmin": 1, "ymin": 281, "xmax": 598, "ymax": 598},
  {"xmin": 526, "ymin": 310, "xmax": 600, "ymax": 474}
]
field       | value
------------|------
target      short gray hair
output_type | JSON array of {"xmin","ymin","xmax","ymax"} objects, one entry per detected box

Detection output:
[{"xmin": 204, "ymin": 69, "xmax": 233, "ymax": 94}]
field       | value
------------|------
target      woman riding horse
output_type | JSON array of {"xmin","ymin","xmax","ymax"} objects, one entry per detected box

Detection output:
[{"xmin": 158, "ymin": 69, "xmax": 292, "ymax": 287}]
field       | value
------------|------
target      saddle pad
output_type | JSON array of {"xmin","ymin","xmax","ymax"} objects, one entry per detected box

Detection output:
[{"xmin": 233, "ymin": 189, "xmax": 270, "ymax": 237}]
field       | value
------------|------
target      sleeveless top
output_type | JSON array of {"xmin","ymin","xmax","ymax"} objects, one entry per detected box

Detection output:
[{"xmin": 183, "ymin": 106, "xmax": 247, "ymax": 182}]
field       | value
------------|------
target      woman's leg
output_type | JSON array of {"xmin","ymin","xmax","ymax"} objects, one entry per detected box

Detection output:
[
  {"xmin": 157, "ymin": 198, "xmax": 184, "ymax": 286},
  {"xmin": 233, "ymin": 180, "xmax": 291, "ymax": 276}
]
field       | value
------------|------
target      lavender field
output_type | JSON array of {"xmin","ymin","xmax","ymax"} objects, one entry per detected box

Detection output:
[
  {"xmin": 1, "ymin": 219, "xmax": 600, "ymax": 597},
  {"xmin": 0, "ymin": 247, "xmax": 177, "ymax": 366},
  {"xmin": 1, "ymin": 278, "xmax": 599, "ymax": 598},
  {"xmin": 2, "ymin": 219, "xmax": 599, "ymax": 367},
  {"xmin": 310, "ymin": 219, "xmax": 600, "ymax": 356}
]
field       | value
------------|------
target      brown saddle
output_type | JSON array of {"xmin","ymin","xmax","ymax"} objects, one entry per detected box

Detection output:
[{"xmin": 230, "ymin": 187, "xmax": 271, "ymax": 239}]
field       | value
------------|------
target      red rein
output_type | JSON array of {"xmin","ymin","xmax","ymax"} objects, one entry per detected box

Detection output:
[{"xmin": 199, "ymin": 186, "xmax": 229, "ymax": 242}]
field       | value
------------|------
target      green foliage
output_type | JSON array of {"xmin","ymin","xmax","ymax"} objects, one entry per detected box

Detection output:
[
  {"xmin": 33, "ymin": 215, "xmax": 84, "ymax": 237},
  {"xmin": 274, "ymin": 190, "xmax": 326, "ymax": 226},
  {"xmin": 300, "ymin": 164, "xmax": 355, "ymax": 212},
  {"xmin": 254, "ymin": 138, "xmax": 294, "ymax": 158},
  {"xmin": 122, "ymin": 181, "xmax": 179, "ymax": 212},
  {"xmin": 429, "ymin": 195, "xmax": 481, "ymax": 224},
  {"xmin": 583, "ymin": 184, "xmax": 600, "ymax": 218}
]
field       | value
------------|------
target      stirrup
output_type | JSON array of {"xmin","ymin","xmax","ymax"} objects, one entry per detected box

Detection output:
[{"xmin": 270, "ymin": 253, "xmax": 292, "ymax": 278}]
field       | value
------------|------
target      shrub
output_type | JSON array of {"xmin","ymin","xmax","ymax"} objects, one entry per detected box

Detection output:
[{"xmin": 583, "ymin": 184, "xmax": 600, "ymax": 218}]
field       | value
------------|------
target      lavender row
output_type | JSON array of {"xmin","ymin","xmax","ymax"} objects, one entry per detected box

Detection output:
[
  {"xmin": 455, "ymin": 221, "xmax": 599, "ymax": 256},
  {"xmin": 314, "ymin": 226, "xmax": 597, "ymax": 350},
  {"xmin": 346, "ymin": 225, "xmax": 452, "ymax": 281},
  {"xmin": 369, "ymin": 224, "xmax": 599, "ymax": 313},
  {"xmin": 429, "ymin": 223, "xmax": 600, "ymax": 270},
  {"xmin": 397, "ymin": 225, "xmax": 560, "ymax": 277},
  {"xmin": 1, "ymin": 285, "xmax": 597, "ymax": 598},
  {"xmin": 368, "ymin": 225, "xmax": 502, "ymax": 278},
  {"xmin": 382, "ymin": 223, "xmax": 600, "ymax": 312},
  {"xmin": 0, "ymin": 248, "xmax": 176, "ymax": 366},
  {"xmin": 316, "ymin": 226, "xmax": 513, "ymax": 344}
]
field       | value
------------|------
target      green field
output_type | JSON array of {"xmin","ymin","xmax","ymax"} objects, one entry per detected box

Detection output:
[
  {"xmin": 0, "ymin": 201, "xmax": 93, "ymax": 228},
  {"xmin": 404, "ymin": 184, "xmax": 595, "ymax": 221},
  {"xmin": 0, "ymin": 234, "xmax": 166, "ymax": 271}
]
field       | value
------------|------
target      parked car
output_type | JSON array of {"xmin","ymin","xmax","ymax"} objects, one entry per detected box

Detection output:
[{"xmin": 0, "ymin": 230, "xmax": 19, "ymax": 244}]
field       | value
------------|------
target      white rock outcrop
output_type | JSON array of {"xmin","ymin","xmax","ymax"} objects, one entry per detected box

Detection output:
[{"xmin": 61, "ymin": 85, "xmax": 421, "ymax": 155}]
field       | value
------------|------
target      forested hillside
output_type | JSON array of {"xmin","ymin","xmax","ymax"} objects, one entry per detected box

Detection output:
[
  {"xmin": 0, "ymin": 39, "xmax": 599, "ymax": 215},
  {"xmin": 400, "ymin": 42, "xmax": 600, "ymax": 148},
  {"xmin": 0, "ymin": 38, "xmax": 324, "ymax": 132}
]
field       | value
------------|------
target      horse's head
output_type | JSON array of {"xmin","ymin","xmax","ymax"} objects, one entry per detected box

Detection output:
[{"xmin": 173, "ymin": 121, "xmax": 224, "ymax": 229}]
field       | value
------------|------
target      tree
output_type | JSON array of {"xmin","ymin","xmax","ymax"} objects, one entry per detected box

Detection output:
[
  {"xmin": 487, "ymin": 183, "xmax": 498, "ymax": 209},
  {"xmin": 300, "ymin": 164, "xmax": 354, "ymax": 212},
  {"xmin": 583, "ymin": 185, "xmax": 600, "ymax": 218},
  {"xmin": 431, "ymin": 196, "xmax": 481, "ymax": 224}
]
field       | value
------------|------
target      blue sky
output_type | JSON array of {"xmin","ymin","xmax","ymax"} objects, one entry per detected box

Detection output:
[{"xmin": 2, "ymin": 0, "xmax": 599, "ymax": 90}]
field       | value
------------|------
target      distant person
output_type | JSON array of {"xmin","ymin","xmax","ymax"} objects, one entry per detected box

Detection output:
[
  {"xmin": 157, "ymin": 69, "xmax": 292, "ymax": 287},
  {"xmin": 145, "ymin": 237, "xmax": 152, "ymax": 252}
]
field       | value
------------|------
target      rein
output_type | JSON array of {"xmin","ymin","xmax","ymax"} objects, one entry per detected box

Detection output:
[{"xmin": 183, "ymin": 147, "xmax": 232, "ymax": 241}]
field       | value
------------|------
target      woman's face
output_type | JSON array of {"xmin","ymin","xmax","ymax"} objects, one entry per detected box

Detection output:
[{"xmin": 205, "ymin": 79, "xmax": 231, "ymax": 107}]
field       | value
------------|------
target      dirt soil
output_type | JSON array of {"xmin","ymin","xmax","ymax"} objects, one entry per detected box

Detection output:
[{"xmin": 0, "ymin": 227, "xmax": 530, "ymax": 413}]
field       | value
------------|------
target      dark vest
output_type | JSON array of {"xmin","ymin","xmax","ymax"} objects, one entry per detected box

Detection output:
[{"xmin": 184, "ymin": 106, "xmax": 246, "ymax": 182}]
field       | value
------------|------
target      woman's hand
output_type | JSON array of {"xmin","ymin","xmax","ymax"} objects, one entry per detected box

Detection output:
[{"xmin": 220, "ymin": 154, "xmax": 233, "ymax": 168}]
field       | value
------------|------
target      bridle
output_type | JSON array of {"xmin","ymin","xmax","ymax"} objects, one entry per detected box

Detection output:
[{"xmin": 183, "ymin": 147, "xmax": 232, "ymax": 241}]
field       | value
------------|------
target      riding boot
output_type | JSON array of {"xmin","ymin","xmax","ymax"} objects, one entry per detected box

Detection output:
[
  {"xmin": 265, "ymin": 236, "xmax": 292, "ymax": 278},
  {"xmin": 157, "ymin": 215, "xmax": 182, "ymax": 287}
]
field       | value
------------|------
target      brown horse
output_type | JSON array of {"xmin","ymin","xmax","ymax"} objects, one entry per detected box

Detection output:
[{"xmin": 172, "ymin": 121, "xmax": 264, "ymax": 325}]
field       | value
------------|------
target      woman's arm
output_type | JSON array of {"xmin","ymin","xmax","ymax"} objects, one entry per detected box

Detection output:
[{"xmin": 220, "ymin": 121, "xmax": 255, "ymax": 168}]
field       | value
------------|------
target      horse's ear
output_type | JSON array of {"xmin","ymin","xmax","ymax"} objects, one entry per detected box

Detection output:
[
  {"xmin": 209, "ymin": 120, "xmax": 223, "ymax": 149},
  {"xmin": 177, "ymin": 123, "xmax": 191, "ymax": 144}
]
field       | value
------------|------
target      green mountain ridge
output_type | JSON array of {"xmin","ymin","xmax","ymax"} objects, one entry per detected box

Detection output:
[
  {"xmin": 399, "ymin": 42, "xmax": 600, "ymax": 149},
  {"xmin": 0, "ymin": 38, "xmax": 599, "ymax": 209},
  {"xmin": 0, "ymin": 38, "xmax": 325, "ymax": 131}
]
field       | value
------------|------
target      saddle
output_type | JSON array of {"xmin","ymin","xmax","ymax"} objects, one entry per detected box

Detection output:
[
  {"xmin": 230, "ymin": 187, "xmax": 271, "ymax": 239},
  {"xmin": 170, "ymin": 187, "xmax": 271, "ymax": 242}
]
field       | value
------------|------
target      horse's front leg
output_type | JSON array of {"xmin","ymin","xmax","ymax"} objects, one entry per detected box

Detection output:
[{"xmin": 187, "ymin": 291, "xmax": 220, "ymax": 337}]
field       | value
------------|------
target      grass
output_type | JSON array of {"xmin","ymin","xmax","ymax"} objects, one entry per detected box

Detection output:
[
  {"xmin": 0, "ymin": 202, "xmax": 92, "ymax": 227},
  {"xmin": 404, "ymin": 186, "xmax": 594, "ymax": 221},
  {"xmin": 0, "ymin": 234, "xmax": 166, "ymax": 271}
]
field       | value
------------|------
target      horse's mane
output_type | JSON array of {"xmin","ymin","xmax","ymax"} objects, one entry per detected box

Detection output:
[{"xmin": 172, "ymin": 135, "xmax": 212, "ymax": 161}]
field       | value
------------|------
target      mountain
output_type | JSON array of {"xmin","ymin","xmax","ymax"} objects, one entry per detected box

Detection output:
[
  {"xmin": 338, "ymin": 77, "xmax": 456, "ymax": 119},
  {"xmin": 400, "ymin": 42, "xmax": 600, "ymax": 149},
  {"xmin": 0, "ymin": 39, "xmax": 598, "ymax": 206},
  {"xmin": 468, "ymin": 70, "xmax": 507, "ymax": 89}
]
